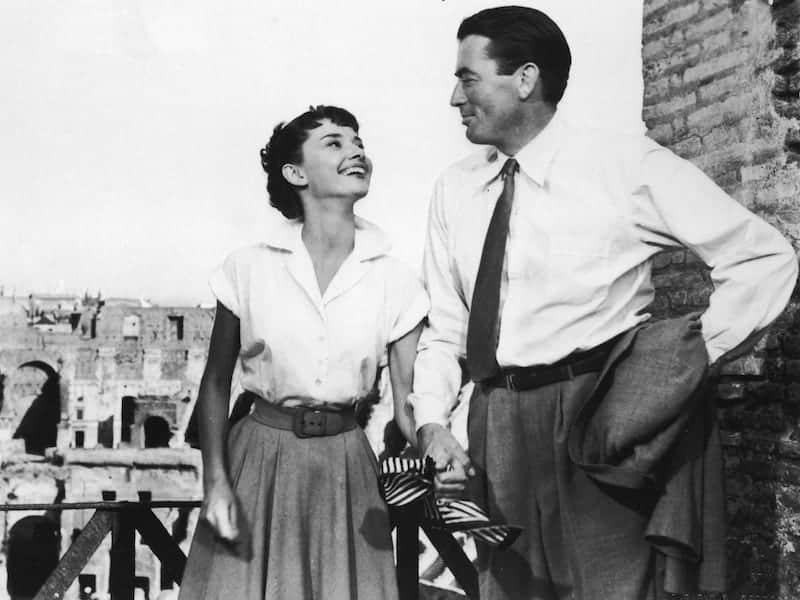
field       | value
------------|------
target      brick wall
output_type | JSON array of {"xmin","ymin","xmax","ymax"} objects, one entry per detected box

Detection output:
[{"xmin": 643, "ymin": 0, "xmax": 800, "ymax": 598}]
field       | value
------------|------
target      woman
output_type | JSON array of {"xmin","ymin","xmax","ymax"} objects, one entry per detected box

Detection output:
[{"xmin": 179, "ymin": 105, "xmax": 428, "ymax": 599}]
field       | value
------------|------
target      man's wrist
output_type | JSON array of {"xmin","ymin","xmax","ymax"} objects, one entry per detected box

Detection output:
[{"xmin": 416, "ymin": 422, "xmax": 446, "ymax": 453}]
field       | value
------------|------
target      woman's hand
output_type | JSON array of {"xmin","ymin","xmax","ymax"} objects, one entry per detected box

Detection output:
[{"xmin": 201, "ymin": 478, "xmax": 240, "ymax": 542}]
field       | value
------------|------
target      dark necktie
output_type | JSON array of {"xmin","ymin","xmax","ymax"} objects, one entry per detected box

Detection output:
[{"xmin": 466, "ymin": 158, "xmax": 519, "ymax": 381}]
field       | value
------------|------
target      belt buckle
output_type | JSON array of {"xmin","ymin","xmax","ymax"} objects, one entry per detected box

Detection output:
[
  {"xmin": 293, "ymin": 408, "xmax": 327, "ymax": 438},
  {"xmin": 504, "ymin": 372, "xmax": 517, "ymax": 391}
]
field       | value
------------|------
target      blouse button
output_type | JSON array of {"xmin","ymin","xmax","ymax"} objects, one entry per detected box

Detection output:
[{"xmin": 314, "ymin": 378, "xmax": 322, "ymax": 386}]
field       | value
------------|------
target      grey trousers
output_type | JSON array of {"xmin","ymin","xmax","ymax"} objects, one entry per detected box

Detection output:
[{"xmin": 467, "ymin": 372, "xmax": 661, "ymax": 600}]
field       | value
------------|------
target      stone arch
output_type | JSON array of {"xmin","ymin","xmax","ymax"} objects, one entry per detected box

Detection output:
[
  {"xmin": 144, "ymin": 415, "xmax": 171, "ymax": 448},
  {"xmin": 121, "ymin": 395, "xmax": 137, "ymax": 444},
  {"xmin": 12, "ymin": 360, "xmax": 61, "ymax": 454},
  {"xmin": 6, "ymin": 516, "xmax": 60, "ymax": 599}
]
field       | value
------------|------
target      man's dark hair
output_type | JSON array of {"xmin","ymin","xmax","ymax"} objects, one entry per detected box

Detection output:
[
  {"xmin": 259, "ymin": 105, "xmax": 359, "ymax": 220},
  {"xmin": 457, "ymin": 6, "xmax": 572, "ymax": 105}
]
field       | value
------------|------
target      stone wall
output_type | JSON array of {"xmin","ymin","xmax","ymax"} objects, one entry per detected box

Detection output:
[
  {"xmin": 0, "ymin": 449, "xmax": 202, "ymax": 599},
  {"xmin": 643, "ymin": 0, "xmax": 800, "ymax": 597},
  {"xmin": 0, "ymin": 303, "xmax": 213, "ymax": 453}
]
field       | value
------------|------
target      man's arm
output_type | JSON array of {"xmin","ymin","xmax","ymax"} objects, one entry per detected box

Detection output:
[
  {"xmin": 410, "ymin": 177, "xmax": 475, "ymax": 492},
  {"xmin": 637, "ymin": 143, "xmax": 798, "ymax": 364}
]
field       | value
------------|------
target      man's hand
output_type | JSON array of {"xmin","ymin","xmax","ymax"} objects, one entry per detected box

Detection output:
[{"xmin": 417, "ymin": 423, "xmax": 475, "ymax": 499}]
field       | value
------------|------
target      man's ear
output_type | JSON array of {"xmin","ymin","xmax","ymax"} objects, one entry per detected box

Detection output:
[
  {"xmin": 518, "ymin": 62, "xmax": 541, "ymax": 101},
  {"xmin": 282, "ymin": 163, "xmax": 306, "ymax": 187}
]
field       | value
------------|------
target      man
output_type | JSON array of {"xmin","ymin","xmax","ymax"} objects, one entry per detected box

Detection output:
[{"xmin": 409, "ymin": 6, "xmax": 798, "ymax": 600}]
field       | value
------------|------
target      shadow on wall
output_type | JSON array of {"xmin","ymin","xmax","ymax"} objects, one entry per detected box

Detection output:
[
  {"xmin": 12, "ymin": 367, "xmax": 60, "ymax": 455},
  {"xmin": 6, "ymin": 516, "xmax": 60, "ymax": 600}
]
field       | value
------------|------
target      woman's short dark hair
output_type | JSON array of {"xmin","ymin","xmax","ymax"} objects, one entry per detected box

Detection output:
[
  {"xmin": 259, "ymin": 105, "xmax": 359, "ymax": 220},
  {"xmin": 457, "ymin": 6, "xmax": 571, "ymax": 106}
]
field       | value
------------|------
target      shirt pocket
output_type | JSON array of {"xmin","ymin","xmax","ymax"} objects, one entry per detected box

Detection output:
[
  {"xmin": 546, "ymin": 233, "xmax": 613, "ymax": 304},
  {"xmin": 548, "ymin": 233, "xmax": 612, "ymax": 259}
]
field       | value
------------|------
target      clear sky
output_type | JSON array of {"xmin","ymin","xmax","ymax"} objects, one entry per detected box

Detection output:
[{"xmin": 1, "ymin": 1, "xmax": 644, "ymax": 306}]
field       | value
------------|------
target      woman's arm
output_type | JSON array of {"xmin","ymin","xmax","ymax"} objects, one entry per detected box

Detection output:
[
  {"xmin": 197, "ymin": 302, "xmax": 241, "ymax": 541},
  {"xmin": 388, "ymin": 321, "xmax": 424, "ymax": 448}
]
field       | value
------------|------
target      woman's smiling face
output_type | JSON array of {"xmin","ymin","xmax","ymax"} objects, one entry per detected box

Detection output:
[{"xmin": 289, "ymin": 119, "xmax": 372, "ymax": 201}]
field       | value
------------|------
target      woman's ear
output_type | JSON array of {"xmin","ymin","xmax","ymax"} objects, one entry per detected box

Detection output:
[
  {"xmin": 518, "ymin": 62, "xmax": 541, "ymax": 101},
  {"xmin": 282, "ymin": 163, "xmax": 307, "ymax": 187}
]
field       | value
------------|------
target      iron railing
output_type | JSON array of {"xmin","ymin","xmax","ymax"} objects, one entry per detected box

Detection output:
[{"xmin": 1, "ymin": 492, "xmax": 478, "ymax": 600}]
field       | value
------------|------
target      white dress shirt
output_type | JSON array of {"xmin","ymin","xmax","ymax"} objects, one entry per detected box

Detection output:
[
  {"xmin": 410, "ymin": 114, "xmax": 798, "ymax": 428},
  {"xmin": 210, "ymin": 216, "xmax": 429, "ymax": 408}
]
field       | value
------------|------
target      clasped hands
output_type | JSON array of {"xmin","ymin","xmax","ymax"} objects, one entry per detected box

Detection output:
[{"xmin": 417, "ymin": 422, "xmax": 475, "ymax": 499}]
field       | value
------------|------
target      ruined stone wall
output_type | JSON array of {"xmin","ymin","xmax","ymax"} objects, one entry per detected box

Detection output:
[
  {"xmin": 0, "ymin": 304, "xmax": 213, "ymax": 451},
  {"xmin": 642, "ymin": 0, "xmax": 800, "ymax": 597},
  {"xmin": 0, "ymin": 449, "xmax": 202, "ymax": 599}
]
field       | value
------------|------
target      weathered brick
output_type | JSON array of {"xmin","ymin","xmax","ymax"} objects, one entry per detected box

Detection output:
[
  {"xmin": 748, "ymin": 381, "xmax": 786, "ymax": 404},
  {"xmin": 740, "ymin": 160, "xmax": 782, "ymax": 184},
  {"xmin": 645, "ymin": 92, "xmax": 698, "ymax": 121},
  {"xmin": 643, "ymin": 1, "xmax": 701, "ymax": 38},
  {"xmin": 687, "ymin": 93, "xmax": 755, "ymax": 130},
  {"xmin": 644, "ymin": 0, "xmax": 671, "ymax": 19},
  {"xmin": 718, "ymin": 381, "xmax": 747, "ymax": 400},
  {"xmin": 667, "ymin": 289, "xmax": 689, "ymax": 306},
  {"xmin": 755, "ymin": 180, "xmax": 800, "ymax": 206},
  {"xmin": 651, "ymin": 252, "xmax": 673, "ymax": 270},
  {"xmin": 702, "ymin": 126, "xmax": 741, "ymax": 150},
  {"xmin": 701, "ymin": 29, "xmax": 732, "ymax": 53},
  {"xmin": 773, "ymin": 97, "xmax": 800, "ymax": 121},
  {"xmin": 687, "ymin": 285, "xmax": 712, "ymax": 306},
  {"xmin": 644, "ymin": 44, "xmax": 702, "ymax": 82},
  {"xmin": 673, "ymin": 135, "xmax": 703, "ymax": 158},
  {"xmin": 649, "ymin": 293, "xmax": 670, "ymax": 316},
  {"xmin": 643, "ymin": 37, "xmax": 667, "ymax": 62},
  {"xmin": 697, "ymin": 72, "xmax": 742, "ymax": 102},
  {"xmin": 774, "ymin": 71, "xmax": 800, "ymax": 98},
  {"xmin": 786, "ymin": 383, "xmax": 800, "ymax": 409},
  {"xmin": 643, "ymin": 76, "xmax": 671, "ymax": 103},
  {"xmin": 685, "ymin": 252, "xmax": 707, "ymax": 265},
  {"xmin": 701, "ymin": 0, "xmax": 731, "ymax": 10},
  {"xmin": 684, "ymin": 8, "xmax": 734, "ymax": 41},
  {"xmin": 785, "ymin": 359, "xmax": 800, "ymax": 381},
  {"xmin": 685, "ymin": 48, "xmax": 752, "ymax": 83},
  {"xmin": 646, "ymin": 122, "xmax": 673, "ymax": 144},
  {"xmin": 670, "ymin": 250, "xmax": 687, "ymax": 264},
  {"xmin": 721, "ymin": 356, "xmax": 767, "ymax": 377}
]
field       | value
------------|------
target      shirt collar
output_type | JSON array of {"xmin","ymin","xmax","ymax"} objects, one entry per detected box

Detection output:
[
  {"xmin": 486, "ymin": 112, "xmax": 564, "ymax": 187},
  {"xmin": 265, "ymin": 215, "xmax": 391, "ymax": 261}
]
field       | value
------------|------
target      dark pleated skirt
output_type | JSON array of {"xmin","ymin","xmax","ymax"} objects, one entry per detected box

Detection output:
[{"xmin": 179, "ymin": 408, "xmax": 399, "ymax": 600}]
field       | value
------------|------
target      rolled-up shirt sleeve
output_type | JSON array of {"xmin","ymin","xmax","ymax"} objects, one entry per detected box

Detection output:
[
  {"xmin": 208, "ymin": 251, "xmax": 242, "ymax": 318},
  {"xmin": 636, "ymin": 141, "xmax": 798, "ymax": 363},
  {"xmin": 409, "ymin": 178, "xmax": 470, "ymax": 429},
  {"xmin": 386, "ymin": 260, "xmax": 430, "ymax": 343}
]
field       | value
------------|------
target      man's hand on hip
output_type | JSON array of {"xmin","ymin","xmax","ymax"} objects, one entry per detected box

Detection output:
[{"xmin": 417, "ymin": 422, "xmax": 475, "ymax": 499}]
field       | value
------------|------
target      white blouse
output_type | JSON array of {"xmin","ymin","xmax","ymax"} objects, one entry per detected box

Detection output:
[{"xmin": 210, "ymin": 216, "xmax": 429, "ymax": 408}]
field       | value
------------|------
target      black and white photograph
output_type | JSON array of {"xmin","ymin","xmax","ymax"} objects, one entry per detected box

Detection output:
[{"xmin": 1, "ymin": 1, "xmax": 799, "ymax": 599}]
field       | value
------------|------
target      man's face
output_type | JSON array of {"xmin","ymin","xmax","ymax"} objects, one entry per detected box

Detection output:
[{"xmin": 451, "ymin": 35, "xmax": 521, "ymax": 148}]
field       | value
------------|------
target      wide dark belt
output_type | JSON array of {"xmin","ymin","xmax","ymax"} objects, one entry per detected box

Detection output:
[
  {"xmin": 249, "ymin": 394, "xmax": 357, "ymax": 438},
  {"xmin": 481, "ymin": 337, "xmax": 617, "ymax": 392}
]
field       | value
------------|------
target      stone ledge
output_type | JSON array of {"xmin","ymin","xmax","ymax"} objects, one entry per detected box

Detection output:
[
  {"xmin": 51, "ymin": 447, "xmax": 202, "ymax": 469},
  {"xmin": 721, "ymin": 431, "xmax": 800, "ymax": 460}
]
